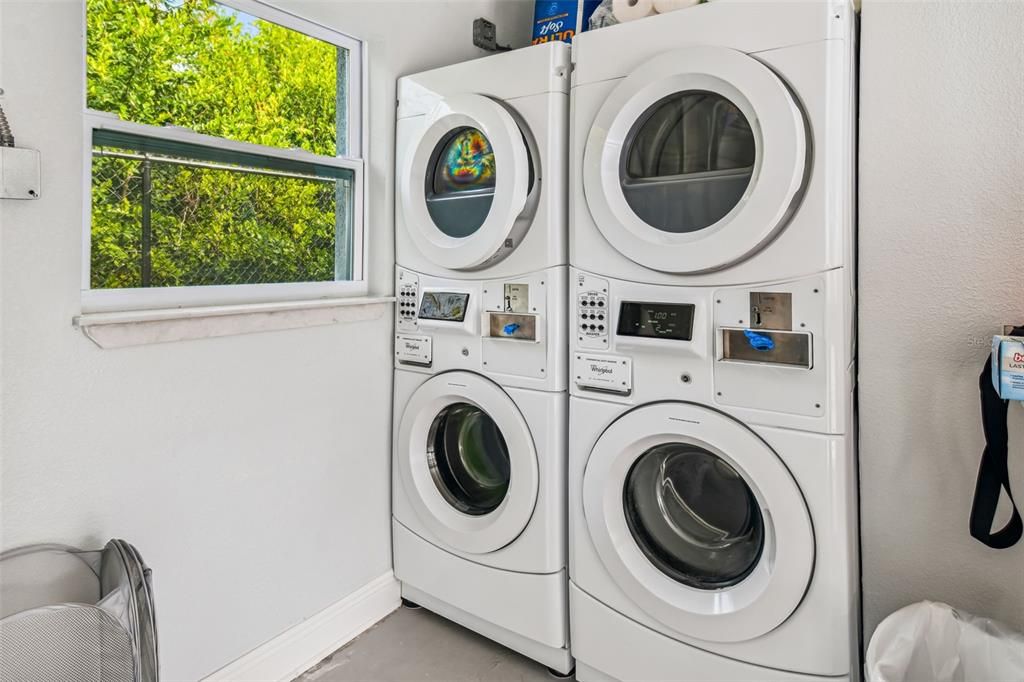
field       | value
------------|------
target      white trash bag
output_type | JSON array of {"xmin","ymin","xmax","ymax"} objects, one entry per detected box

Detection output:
[{"xmin": 866, "ymin": 601, "xmax": 1024, "ymax": 682}]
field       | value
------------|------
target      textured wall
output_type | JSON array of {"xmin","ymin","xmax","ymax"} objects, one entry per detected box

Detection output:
[
  {"xmin": 859, "ymin": 0, "xmax": 1024, "ymax": 642},
  {"xmin": 0, "ymin": 1, "xmax": 532, "ymax": 679}
]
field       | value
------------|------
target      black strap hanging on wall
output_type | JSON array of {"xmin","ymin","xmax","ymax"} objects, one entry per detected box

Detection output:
[{"xmin": 969, "ymin": 325, "xmax": 1024, "ymax": 549}]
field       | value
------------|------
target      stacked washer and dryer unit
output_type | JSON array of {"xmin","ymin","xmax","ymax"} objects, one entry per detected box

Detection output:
[
  {"xmin": 392, "ymin": 2, "xmax": 860, "ymax": 680},
  {"xmin": 391, "ymin": 42, "xmax": 575, "ymax": 675},
  {"xmin": 568, "ymin": 2, "xmax": 860, "ymax": 682}
]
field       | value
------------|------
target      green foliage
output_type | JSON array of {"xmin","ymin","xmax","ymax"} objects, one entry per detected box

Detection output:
[{"xmin": 86, "ymin": 0, "xmax": 348, "ymax": 289}]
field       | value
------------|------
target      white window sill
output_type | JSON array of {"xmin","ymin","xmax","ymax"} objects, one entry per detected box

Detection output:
[{"xmin": 73, "ymin": 296, "xmax": 394, "ymax": 349}]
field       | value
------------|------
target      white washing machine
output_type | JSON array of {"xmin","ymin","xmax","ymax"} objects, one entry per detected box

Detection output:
[
  {"xmin": 570, "ymin": 0, "xmax": 856, "ymax": 284},
  {"xmin": 567, "ymin": 269, "xmax": 859, "ymax": 681},
  {"xmin": 392, "ymin": 265, "xmax": 572, "ymax": 674},
  {"xmin": 396, "ymin": 42, "xmax": 569, "ymax": 279}
]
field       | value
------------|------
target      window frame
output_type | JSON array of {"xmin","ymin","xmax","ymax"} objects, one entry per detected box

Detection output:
[{"xmin": 80, "ymin": 0, "xmax": 369, "ymax": 314}]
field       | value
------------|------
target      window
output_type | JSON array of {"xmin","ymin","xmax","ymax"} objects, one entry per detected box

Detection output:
[{"xmin": 84, "ymin": 0, "xmax": 365, "ymax": 312}]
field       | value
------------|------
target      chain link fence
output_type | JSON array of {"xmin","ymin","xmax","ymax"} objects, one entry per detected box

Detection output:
[{"xmin": 90, "ymin": 145, "xmax": 353, "ymax": 290}]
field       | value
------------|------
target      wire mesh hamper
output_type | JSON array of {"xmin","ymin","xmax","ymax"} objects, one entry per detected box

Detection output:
[{"xmin": 0, "ymin": 539, "xmax": 158, "ymax": 681}]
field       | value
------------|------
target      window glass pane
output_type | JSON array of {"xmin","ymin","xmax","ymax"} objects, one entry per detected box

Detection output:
[
  {"xmin": 425, "ymin": 127, "xmax": 497, "ymax": 239},
  {"xmin": 427, "ymin": 403, "xmax": 510, "ymax": 516},
  {"xmin": 623, "ymin": 443, "xmax": 764, "ymax": 589},
  {"xmin": 86, "ymin": 0, "xmax": 347, "ymax": 157},
  {"xmin": 90, "ymin": 131, "xmax": 354, "ymax": 289},
  {"xmin": 621, "ymin": 91, "xmax": 755, "ymax": 234}
]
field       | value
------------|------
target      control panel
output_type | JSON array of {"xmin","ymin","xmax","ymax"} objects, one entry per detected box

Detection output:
[
  {"xmin": 576, "ymin": 271, "xmax": 610, "ymax": 351},
  {"xmin": 568, "ymin": 266, "xmax": 848, "ymax": 433},
  {"xmin": 396, "ymin": 271, "xmax": 420, "ymax": 333},
  {"xmin": 393, "ymin": 267, "xmax": 564, "ymax": 389}
]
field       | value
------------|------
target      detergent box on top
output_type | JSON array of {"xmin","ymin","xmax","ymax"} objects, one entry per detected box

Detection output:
[
  {"xmin": 992, "ymin": 334, "xmax": 1024, "ymax": 400},
  {"xmin": 531, "ymin": 0, "xmax": 602, "ymax": 44}
]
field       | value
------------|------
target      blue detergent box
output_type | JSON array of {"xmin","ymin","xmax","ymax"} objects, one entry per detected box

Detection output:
[
  {"xmin": 531, "ymin": 0, "xmax": 601, "ymax": 45},
  {"xmin": 992, "ymin": 334, "xmax": 1024, "ymax": 400}
]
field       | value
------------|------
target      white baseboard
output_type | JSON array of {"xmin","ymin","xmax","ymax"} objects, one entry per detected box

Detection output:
[{"xmin": 204, "ymin": 572, "xmax": 401, "ymax": 682}]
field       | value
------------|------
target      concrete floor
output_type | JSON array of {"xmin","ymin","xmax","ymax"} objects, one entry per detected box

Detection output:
[{"xmin": 296, "ymin": 605, "xmax": 572, "ymax": 682}]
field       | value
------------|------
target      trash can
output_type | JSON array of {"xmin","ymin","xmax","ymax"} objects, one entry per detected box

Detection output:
[
  {"xmin": 0, "ymin": 539, "xmax": 158, "ymax": 681},
  {"xmin": 866, "ymin": 601, "xmax": 1024, "ymax": 682}
]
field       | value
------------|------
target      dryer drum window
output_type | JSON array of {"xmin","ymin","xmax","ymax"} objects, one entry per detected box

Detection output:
[
  {"xmin": 623, "ymin": 442, "xmax": 765, "ymax": 589},
  {"xmin": 427, "ymin": 402, "xmax": 511, "ymax": 516},
  {"xmin": 620, "ymin": 91, "xmax": 755, "ymax": 235},
  {"xmin": 424, "ymin": 127, "xmax": 497, "ymax": 238}
]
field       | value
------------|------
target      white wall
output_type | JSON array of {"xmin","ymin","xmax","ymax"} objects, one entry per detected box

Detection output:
[
  {"xmin": 859, "ymin": 0, "xmax": 1024, "ymax": 642},
  {"xmin": 0, "ymin": 1, "xmax": 532, "ymax": 680}
]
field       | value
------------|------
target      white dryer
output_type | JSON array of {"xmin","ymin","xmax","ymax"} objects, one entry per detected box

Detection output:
[
  {"xmin": 396, "ymin": 42, "xmax": 569, "ymax": 279},
  {"xmin": 570, "ymin": 0, "xmax": 856, "ymax": 284},
  {"xmin": 391, "ymin": 265, "xmax": 572, "ymax": 674},
  {"xmin": 568, "ymin": 270, "xmax": 859, "ymax": 681}
]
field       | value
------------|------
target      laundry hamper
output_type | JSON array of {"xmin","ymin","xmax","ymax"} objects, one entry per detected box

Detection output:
[{"xmin": 0, "ymin": 539, "xmax": 158, "ymax": 681}]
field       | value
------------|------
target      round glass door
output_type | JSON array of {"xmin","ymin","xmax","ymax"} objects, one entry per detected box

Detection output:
[
  {"xmin": 427, "ymin": 402, "xmax": 510, "ymax": 516},
  {"xmin": 425, "ymin": 128, "xmax": 497, "ymax": 239},
  {"xmin": 396, "ymin": 371, "xmax": 539, "ymax": 555},
  {"xmin": 623, "ymin": 442, "xmax": 764, "ymax": 589},
  {"xmin": 621, "ymin": 92, "xmax": 755, "ymax": 235},
  {"xmin": 399, "ymin": 94, "xmax": 533, "ymax": 271},
  {"xmin": 581, "ymin": 402, "xmax": 814, "ymax": 642},
  {"xmin": 582, "ymin": 46, "xmax": 807, "ymax": 275}
]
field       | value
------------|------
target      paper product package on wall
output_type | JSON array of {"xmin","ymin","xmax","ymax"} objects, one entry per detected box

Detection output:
[
  {"xmin": 531, "ymin": 0, "xmax": 601, "ymax": 44},
  {"xmin": 992, "ymin": 333, "xmax": 1024, "ymax": 400}
]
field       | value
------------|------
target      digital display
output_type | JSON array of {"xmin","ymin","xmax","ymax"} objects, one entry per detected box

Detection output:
[
  {"xmin": 418, "ymin": 292, "xmax": 470, "ymax": 322},
  {"xmin": 616, "ymin": 301, "xmax": 695, "ymax": 341}
]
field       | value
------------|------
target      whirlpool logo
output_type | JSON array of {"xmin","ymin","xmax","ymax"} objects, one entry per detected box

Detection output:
[{"xmin": 590, "ymin": 364, "xmax": 613, "ymax": 375}]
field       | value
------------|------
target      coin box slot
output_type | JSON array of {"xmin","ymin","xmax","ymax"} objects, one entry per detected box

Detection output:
[
  {"xmin": 484, "ymin": 312, "xmax": 538, "ymax": 341},
  {"xmin": 720, "ymin": 328, "xmax": 812, "ymax": 368}
]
